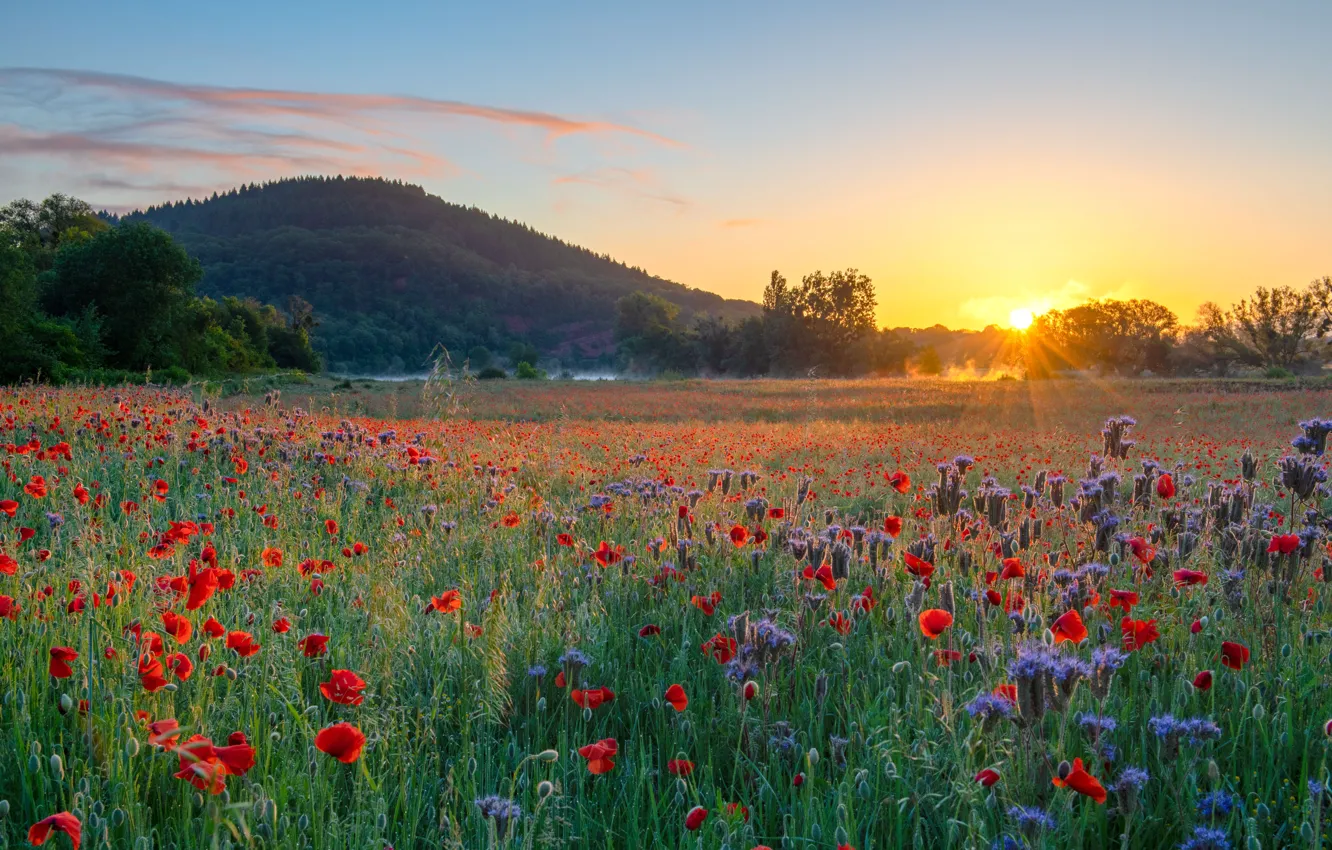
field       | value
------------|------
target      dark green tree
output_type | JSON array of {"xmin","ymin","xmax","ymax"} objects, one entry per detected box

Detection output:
[{"xmin": 45, "ymin": 222, "xmax": 203, "ymax": 371}]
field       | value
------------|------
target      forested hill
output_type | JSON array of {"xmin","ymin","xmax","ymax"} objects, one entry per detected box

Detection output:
[{"xmin": 122, "ymin": 176, "xmax": 759, "ymax": 374}]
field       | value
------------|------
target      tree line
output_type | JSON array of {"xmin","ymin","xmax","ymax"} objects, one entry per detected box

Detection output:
[
  {"xmin": 0, "ymin": 194, "xmax": 321, "ymax": 385},
  {"xmin": 615, "ymin": 269, "xmax": 1332, "ymax": 378}
]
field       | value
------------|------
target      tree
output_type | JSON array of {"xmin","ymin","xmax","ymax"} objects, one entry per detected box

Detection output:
[
  {"xmin": 1, "ymin": 194, "xmax": 109, "ymax": 268},
  {"xmin": 795, "ymin": 269, "xmax": 877, "ymax": 375},
  {"xmin": 1199, "ymin": 279, "xmax": 1332, "ymax": 371},
  {"xmin": 915, "ymin": 345, "xmax": 943, "ymax": 376},
  {"xmin": 1025, "ymin": 299, "xmax": 1178, "ymax": 375},
  {"xmin": 45, "ymin": 222, "xmax": 203, "ymax": 371},
  {"xmin": 614, "ymin": 292, "xmax": 696, "ymax": 374}
]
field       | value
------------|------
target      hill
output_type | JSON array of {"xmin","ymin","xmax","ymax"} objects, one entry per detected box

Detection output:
[{"xmin": 122, "ymin": 176, "xmax": 760, "ymax": 374}]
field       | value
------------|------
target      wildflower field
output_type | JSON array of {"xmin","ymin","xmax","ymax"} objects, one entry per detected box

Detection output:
[{"xmin": 4, "ymin": 378, "xmax": 1332, "ymax": 850}]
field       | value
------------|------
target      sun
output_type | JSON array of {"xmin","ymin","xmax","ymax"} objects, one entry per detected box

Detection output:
[{"xmin": 1008, "ymin": 307, "xmax": 1035, "ymax": 330}]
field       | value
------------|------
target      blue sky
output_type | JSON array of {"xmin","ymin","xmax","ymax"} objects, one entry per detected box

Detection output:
[{"xmin": 3, "ymin": 1, "xmax": 1330, "ymax": 327}]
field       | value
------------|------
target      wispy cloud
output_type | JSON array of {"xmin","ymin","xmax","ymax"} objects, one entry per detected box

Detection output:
[
  {"xmin": 0, "ymin": 67, "xmax": 680, "ymax": 206},
  {"xmin": 718, "ymin": 217, "xmax": 764, "ymax": 229},
  {"xmin": 551, "ymin": 166, "xmax": 690, "ymax": 211}
]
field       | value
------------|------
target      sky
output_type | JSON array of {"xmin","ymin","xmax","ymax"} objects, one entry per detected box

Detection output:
[{"xmin": 2, "ymin": 1, "xmax": 1330, "ymax": 330}]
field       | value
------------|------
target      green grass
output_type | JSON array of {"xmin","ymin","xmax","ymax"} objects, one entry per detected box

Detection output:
[{"xmin": 1, "ymin": 380, "xmax": 1331, "ymax": 849}]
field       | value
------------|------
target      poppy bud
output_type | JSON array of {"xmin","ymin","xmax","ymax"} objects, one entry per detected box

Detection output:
[
  {"xmin": 535, "ymin": 749, "xmax": 559, "ymax": 762},
  {"xmin": 58, "ymin": 694, "xmax": 73, "ymax": 715},
  {"xmin": 538, "ymin": 780, "xmax": 554, "ymax": 799},
  {"xmin": 49, "ymin": 754, "xmax": 64, "ymax": 780},
  {"xmin": 793, "ymin": 772, "xmax": 805, "ymax": 786},
  {"xmin": 807, "ymin": 748, "xmax": 820, "ymax": 767},
  {"xmin": 742, "ymin": 680, "xmax": 759, "ymax": 700},
  {"xmin": 1324, "ymin": 719, "xmax": 1332, "ymax": 737},
  {"xmin": 1190, "ymin": 619, "xmax": 1202, "ymax": 634},
  {"xmin": 1056, "ymin": 760, "xmax": 1071, "ymax": 781},
  {"xmin": 685, "ymin": 806, "xmax": 708, "ymax": 831}
]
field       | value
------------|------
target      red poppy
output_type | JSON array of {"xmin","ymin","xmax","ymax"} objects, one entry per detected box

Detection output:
[
  {"xmin": 260, "ymin": 547, "xmax": 283, "ymax": 568},
  {"xmin": 827, "ymin": 611, "xmax": 852, "ymax": 635},
  {"xmin": 685, "ymin": 806, "xmax": 709, "ymax": 831},
  {"xmin": 185, "ymin": 566, "xmax": 219, "ymax": 611},
  {"xmin": 1268, "ymin": 534, "xmax": 1301, "ymax": 555},
  {"xmin": 48, "ymin": 646, "xmax": 78, "ymax": 678},
  {"xmin": 638, "ymin": 624, "xmax": 661, "ymax": 637},
  {"xmin": 298, "ymin": 633, "xmax": 329, "ymax": 657},
  {"xmin": 591, "ymin": 541, "xmax": 623, "ymax": 567},
  {"xmin": 888, "ymin": 471, "xmax": 911, "ymax": 493},
  {"xmin": 578, "ymin": 738, "xmax": 618, "ymax": 774},
  {"xmin": 0, "ymin": 499, "xmax": 17, "ymax": 517},
  {"xmin": 571, "ymin": 686, "xmax": 616, "ymax": 709},
  {"xmin": 162, "ymin": 612, "xmax": 193, "ymax": 646},
  {"xmin": 934, "ymin": 649, "xmax": 962, "ymax": 666},
  {"xmin": 1052, "ymin": 757, "xmax": 1107, "ymax": 803},
  {"xmin": 556, "ymin": 533, "xmax": 575, "ymax": 547},
  {"xmin": 691, "ymin": 593, "xmax": 720, "ymax": 615},
  {"xmin": 1193, "ymin": 670, "xmax": 1213, "ymax": 691},
  {"xmin": 148, "ymin": 718, "xmax": 181, "ymax": 748},
  {"xmin": 993, "ymin": 683, "xmax": 1018, "ymax": 703},
  {"xmin": 999, "ymin": 558, "xmax": 1025, "ymax": 580},
  {"xmin": 904, "ymin": 552, "xmax": 935, "ymax": 580},
  {"xmin": 324, "ymin": 519, "xmax": 339, "ymax": 535},
  {"xmin": 802, "ymin": 564, "xmax": 837, "ymax": 591},
  {"xmin": 320, "ymin": 669, "xmax": 367, "ymax": 705},
  {"xmin": 1156, "ymin": 474, "xmax": 1176, "ymax": 499},
  {"xmin": 667, "ymin": 759, "xmax": 695, "ymax": 775},
  {"xmin": 1173, "ymin": 569, "xmax": 1208, "ymax": 587},
  {"xmin": 1050, "ymin": 610, "xmax": 1088, "ymax": 645},
  {"xmin": 1127, "ymin": 537, "xmax": 1155, "ymax": 565},
  {"xmin": 1108, "ymin": 589, "xmax": 1139, "ymax": 613},
  {"xmin": 664, "ymin": 683, "xmax": 688, "ymax": 711},
  {"xmin": 315, "ymin": 722, "xmax": 367, "ymax": 763},
  {"xmin": 729, "ymin": 524, "xmax": 749, "ymax": 546},
  {"xmin": 27, "ymin": 812, "xmax": 81, "ymax": 850},
  {"xmin": 226, "ymin": 631, "xmax": 261, "ymax": 658},
  {"xmin": 974, "ymin": 768, "xmax": 1000, "ymax": 787},
  {"xmin": 0, "ymin": 553, "xmax": 16, "ymax": 576},
  {"xmin": 1220, "ymin": 641, "xmax": 1251, "ymax": 671},
  {"xmin": 203, "ymin": 617, "xmax": 226, "ymax": 639},
  {"xmin": 501, "ymin": 512, "xmax": 521, "ymax": 528},
  {"xmin": 883, "ymin": 515, "xmax": 903, "ymax": 537},
  {"xmin": 428, "ymin": 590, "xmax": 463, "ymax": 613},
  {"xmin": 918, "ymin": 609, "xmax": 953, "ymax": 639},
  {"xmin": 138, "ymin": 654, "xmax": 168, "ymax": 692},
  {"xmin": 702, "ymin": 633, "xmax": 738, "ymax": 663},
  {"xmin": 174, "ymin": 733, "xmax": 257, "ymax": 793},
  {"xmin": 272, "ymin": 617, "xmax": 291, "ymax": 634},
  {"xmin": 768, "ymin": 508, "xmax": 785, "ymax": 519},
  {"xmin": 166, "ymin": 652, "xmax": 194, "ymax": 681},
  {"xmin": 850, "ymin": 586, "xmax": 878, "ymax": 612},
  {"xmin": 1120, "ymin": 617, "xmax": 1160, "ymax": 651}
]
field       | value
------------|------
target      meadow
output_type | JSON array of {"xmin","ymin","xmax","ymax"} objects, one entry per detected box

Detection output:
[{"xmin": 3, "ymin": 377, "xmax": 1332, "ymax": 850}]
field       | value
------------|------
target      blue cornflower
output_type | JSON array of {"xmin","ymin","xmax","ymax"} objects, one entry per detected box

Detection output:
[
  {"xmin": 1091, "ymin": 646, "xmax": 1127, "ymax": 670},
  {"xmin": 558, "ymin": 648, "xmax": 591, "ymax": 667},
  {"xmin": 1007, "ymin": 805, "xmax": 1056, "ymax": 832},
  {"xmin": 1196, "ymin": 791, "xmax": 1234, "ymax": 818},
  {"xmin": 1077, "ymin": 712, "xmax": 1118, "ymax": 735},
  {"xmin": 965, "ymin": 693, "xmax": 1014, "ymax": 721},
  {"xmin": 1111, "ymin": 766, "xmax": 1149, "ymax": 792},
  {"xmin": 1178, "ymin": 825, "xmax": 1230, "ymax": 850}
]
